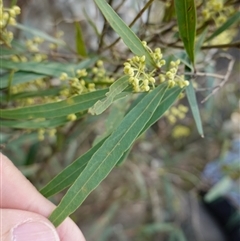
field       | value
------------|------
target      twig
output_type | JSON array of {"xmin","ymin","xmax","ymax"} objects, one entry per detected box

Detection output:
[
  {"xmin": 201, "ymin": 41, "xmax": 240, "ymax": 49},
  {"xmin": 98, "ymin": 0, "xmax": 114, "ymax": 49},
  {"xmin": 114, "ymin": 0, "xmax": 127, "ymax": 12},
  {"xmin": 196, "ymin": 87, "xmax": 217, "ymax": 92},
  {"xmin": 102, "ymin": 0, "xmax": 155, "ymax": 51},
  {"xmin": 168, "ymin": 41, "xmax": 240, "ymax": 50},
  {"xmin": 183, "ymin": 71, "xmax": 225, "ymax": 79},
  {"xmin": 201, "ymin": 53, "xmax": 235, "ymax": 103}
]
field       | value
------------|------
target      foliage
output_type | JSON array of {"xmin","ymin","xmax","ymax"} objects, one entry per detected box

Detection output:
[{"xmin": 0, "ymin": 0, "xmax": 239, "ymax": 238}]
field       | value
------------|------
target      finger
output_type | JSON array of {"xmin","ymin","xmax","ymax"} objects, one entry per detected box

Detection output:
[
  {"xmin": 0, "ymin": 153, "xmax": 85, "ymax": 241},
  {"xmin": 1, "ymin": 209, "xmax": 60, "ymax": 241}
]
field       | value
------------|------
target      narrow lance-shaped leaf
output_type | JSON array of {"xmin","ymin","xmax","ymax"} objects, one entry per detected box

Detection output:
[
  {"xmin": 83, "ymin": 8, "xmax": 101, "ymax": 38},
  {"xmin": 174, "ymin": 0, "xmax": 196, "ymax": 64},
  {"xmin": 75, "ymin": 21, "xmax": 87, "ymax": 57},
  {"xmin": 143, "ymin": 86, "xmax": 182, "ymax": 132},
  {"xmin": 185, "ymin": 72, "xmax": 204, "ymax": 137},
  {"xmin": 206, "ymin": 11, "xmax": 240, "ymax": 42},
  {"xmin": 89, "ymin": 76, "xmax": 129, "ymax": 115},
  {"xmin": 0, "ymin": 58, "xmax": 96, "ymax": 77},
  {"xmin": 15, "ymin": 23, "xmax": 66, "ymax": 46},
  {"xmin": 49, "ymin": 84, "xmax": 168, "ymax": 226},
  {"xmin": 0, "ymin": 112, "xmax": 85, "ymax": 129},
  {"xmin": 40, "ymin": 86, "xmax": 182, "ymax": 198},
  {"xmin": 195, "ymin": 27, "xmax": 208, "ymax": 56},
  {"xmin": 1, "ymin": 72, "xmax": 47, "ymax": 89},
  {"xmin": 0, "ymin": 89, "xmax": 108, "ymax": 119},
  {"xmin": 204, "ymin": 177, "xmax": 232, "ymax": 202},
  {"xmin": 9, "ymin": 88, "xmax": 61, "ymax": 100},
  {"xmin": 40, "ymin": 138, "xmax": 106, "ymax": 197},
  {"xmin": 93, "ymin": 0, "xmax": 155, "ymax": 67}
]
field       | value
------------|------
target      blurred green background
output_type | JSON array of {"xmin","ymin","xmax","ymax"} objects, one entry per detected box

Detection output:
[{"xmin": 1, "ymin": 1, "xmax": 239, "ymax": 240}]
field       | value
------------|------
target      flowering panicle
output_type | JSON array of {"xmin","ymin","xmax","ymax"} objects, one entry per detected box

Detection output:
[
  {"xmin": 92, "ymin": 60, "xmax": 114, "ymax": 84},
  {"xmin": 124, "ymin": 42, "xmax": 189, "ymax": 92},
  {"xmin": 165, "ymin": 104, "xmax": 189, "ymax": 124},
  {"xmin": 37, "ymin": 128, "xmax": 57, "ymax": 141},
  {"xmin": 0, "ymin": 1, "xmax": 21, "ymax": 46},
  {"xmin": 201, "ymin": 0, "xmax": 234, "ymax": 28},
  {"xmin": 59, "ymin": 70, "xmax": 89, "ymax": 98}
]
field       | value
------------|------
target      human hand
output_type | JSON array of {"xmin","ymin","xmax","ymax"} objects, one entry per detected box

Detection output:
[{"xmin": 0, "ymin": 152, "xmax": 86, "ymax": 241}]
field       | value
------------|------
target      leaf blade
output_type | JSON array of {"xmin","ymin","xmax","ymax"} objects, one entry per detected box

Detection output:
[
  {"xmin": 49, "ymin": 84, "xmax": 168, "ymax": 226},
  {"xmin": 75, "ymin": 22, "xmax": 87, "ymax": 57},
  {"xmin": 174, "ymin": 0, "xmax": 196, "ymax": 64},
  {"xmin": 0, "ymin": 89, "xmax": 108, "ymax": 119},
  {"xmin": 206, "ymin": 11, "xmax": 240, "ymax": 42},
  {"xmin": 88, "ymin": 76, "xmax": 129, "ymax": 115},
  {"xmin": 1, "ymin": 72, "xmax": 47, "ymax": 89},
  {"xmin": 186, "ymin": 79, "xmax": 204, "ymax": 137},
  {"xmin": 40, "ymin": 138, "xmax": 106, "ymax": 197},
  {"xmin": 93, "ymin": 0, "xmax": 155, "ymax": 66},
  {"xmin": 0, "ymin": 58, "xmax": 96, "ymax": 77},
  {"xmin": 15, "ymin": 23, "xmax": 65, "ymax": 46},
  {"xmin": 40, "ymin": 86, "xmax": 182, "ymax": 198}
]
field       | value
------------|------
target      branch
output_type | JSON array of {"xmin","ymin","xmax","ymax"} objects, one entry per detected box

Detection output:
[
  {"xmin": 102, "ymin": 0, "xmax": 154, "ymax": 51},
  {"xmin": 201, "ymin": 41, "xmax": 240, "ymax": 49},
  {"xmin": 168, "ymin": 41, "xmax": 240, "ymax": 50},
  {"xmin": 183, "ymin": 71, "xmax": 225, "ymax": 79},
  {"xmin": 201, "ymin": 53, "xmax": 235, "ymax": 103}
]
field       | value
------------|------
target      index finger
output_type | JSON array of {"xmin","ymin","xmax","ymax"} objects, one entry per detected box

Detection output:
[{"xmin": 0, "ymin": 152, "xmax": 85, "ymax": 241}]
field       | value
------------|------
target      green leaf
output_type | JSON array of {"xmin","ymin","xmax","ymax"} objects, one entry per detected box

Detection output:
[
  {"xmin": 88, "ymin": 76, "xmax": 129, "ymax": 115},
  {"xmin": 0, "ymin": 113, "xmax": 85, "ymax": 129},
  {"xmin": 1, "ymin": 88, "xmax": 62, "ymax": 103},
  {"xmin": 40, "ymin": 138, "xmax": 106, "ymax": 197},
  {"xmin": 93, "ymin": 95, "xmax": 130, "ymax": 145},
  {"xmin": 174, "ymin": 0, "xmax": 196, "ymax": 64},
  {"xmin": 186, "ymin": 79, "xmax": 204, "ymax": 137},
  {"xmin": 1, "ymin": 72, "xmax": 47, "ymax": 89},
  {"xmin": 40, "ymin": 85, "xmax": 181, "ymax": 198},
  {"xmin": 195, "ymin": 27, "xmax": 208, "ymax": 56},
  {"xmin": 93, "ymin": 0, "xmax": 155, "ymax": 66},
  {"xmin": 83, "ymin": 8, "xmax": 101, "ymax": 38},
  {"xmin": 0, "ymin": 89, "xmax": 108, "ymax": 119},
  {"xmin": 141, "ymin": 222, "xmax": 187, "ymax": 241},
  {"xmin": 206, "ymin": 11, "xmax": 240, "ymax": 42},
  {"xmin": 10, "ymin": 88, "xmax": 61, "ymax": 100},
  {"xmin": 0, "ymin": 40, "xmax": 27, "ymax": 56},
  {"xmin": 204, "ymin": 177, "xmax": 232, "ymax": 202},
  {"xmin": 40, "ymin": 137, "xmax": 131, "ymax": 198},
  {"xmin": 14, "ymin": 23, "xmax": 66, "ymax": 46},
  {"xmin": 75, "ymin": 22, "xmax": 87, "ymax": 57},
  {"xmin": 143, "ymin": 86, "xmax": 182, "ymax": 132},
  {"xmin": 49, "ymin": 84, "xmax": 168, "ymax": 226},
  {"xmin": 173, "ymin": 52, "xmax": 194, "ymax": 72},
  {"xmin": 0, "ymin": 58, "xmax": 96, "ymax": 77}
]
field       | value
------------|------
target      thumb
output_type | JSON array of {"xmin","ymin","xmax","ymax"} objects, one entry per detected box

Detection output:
[{"xmin": 1, "ymin": 209, "xmax": 60, "ymax": 241}]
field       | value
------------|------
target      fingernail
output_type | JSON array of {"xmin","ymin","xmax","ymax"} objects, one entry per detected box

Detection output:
[{"xmin": 12, "ymin": 221, "xmax": 60, "ymax": 241}]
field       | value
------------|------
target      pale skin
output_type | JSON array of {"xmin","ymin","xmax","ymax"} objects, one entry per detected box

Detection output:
[{"xmin": 0, "ymin": 152, "xmax": 86, "ymax": 241}]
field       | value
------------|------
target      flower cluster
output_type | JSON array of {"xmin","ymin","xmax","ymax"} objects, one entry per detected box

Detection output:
[
  {"xmin": 172, "ymin": 125, "xmax": 191, "ymax": 139},
  {"xmin": 124, "ymin": 42, "xmax": 189, "ymax": 92},
  {"xmin": 159, "ymin": 60, "xmax": 189, "ymax": 88},
  {"xmin": 0, "ymin": 1, "xmax": 20, "ymax": 46},
  {"xmin": 124, "ymin": 55, "xmax": 155, "ymax": 92},
  {"xmin": 59, "ymin": 68, "xmax": 93, "ymax": 98},
  {"xmin": 10, "ymin": 77, "xmax": 54, "ymax": 107},
  {"xmin": 38, "ymin": 128, "xmax": 57, "ymax": 141},
  {"xmin": 201, "ymin": 0, "xmax": 234, "ymax": 26},
  {"xmin": 59, "ymin": 60, "xmax": 115, "ymax": 99},
  {"xmin": 165, "ymin": 104, "xmax": 189, "ymax": 124},
  {"xmin": 92, "ymin": 60, "xmax": 114, "ymax": 84},
  {"xmin": 11, "ymin": 36, "xmax": 48, "ymax": 63}
]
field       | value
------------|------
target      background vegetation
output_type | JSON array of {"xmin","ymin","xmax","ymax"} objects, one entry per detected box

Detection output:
[{"xmin": 1, "ymin": 0, "xmax": 239, "ymax": 240}]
